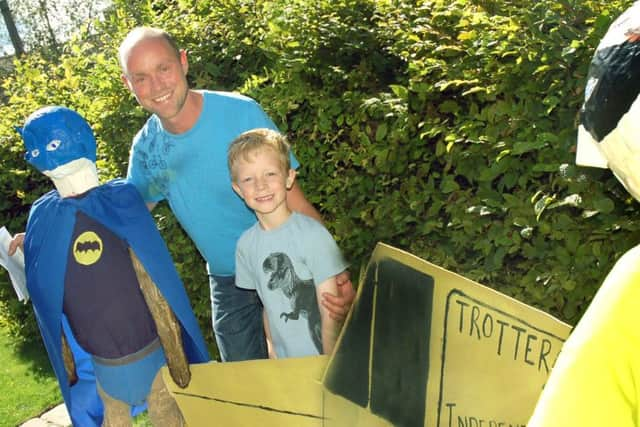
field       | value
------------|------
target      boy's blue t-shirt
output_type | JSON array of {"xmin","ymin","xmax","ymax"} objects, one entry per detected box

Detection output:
[
  {"xmin": 127, "ymin": 90, "xmax": 299, "ymax": 275},
  {"xmin": 235, "ymin": 212, "xmax": 349, "ymax": 357}
]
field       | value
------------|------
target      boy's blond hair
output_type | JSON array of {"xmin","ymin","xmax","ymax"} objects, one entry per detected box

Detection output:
[{"xmin": 228, "ymin": 128, "xmax": 291, "ymax": 181}]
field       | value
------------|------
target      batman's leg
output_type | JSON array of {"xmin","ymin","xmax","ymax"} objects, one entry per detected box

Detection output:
[
  {"xmin": 61, "ymin": 332, "xmax": 77, "ymax": 385},
  {"xmin": 147, "ymin": 370, "xmax": 185, "ymax": 427},
  {"xmin": 97, "ymin": 380, "xmax": 133, "ymax": 427}
]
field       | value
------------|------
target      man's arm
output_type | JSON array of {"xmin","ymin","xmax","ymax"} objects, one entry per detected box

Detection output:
[
  {"xmin": 322, "ymin": 270, "xmax": 356, "ymax": 321},
  {"xmin": 287, "ymin": 182, "xmax": 322, "ymax": 222}
]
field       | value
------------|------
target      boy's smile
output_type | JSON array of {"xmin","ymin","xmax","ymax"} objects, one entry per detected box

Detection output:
[{"xmin": 232, "ymin": 147, "xmax": 296, "ymax": 230}]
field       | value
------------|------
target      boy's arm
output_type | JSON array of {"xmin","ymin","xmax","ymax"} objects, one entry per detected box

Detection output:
[
  {"xmin": 316, "ymin": 276, "xmax": 342, "ymax": 355},
  {"xmin": 288, "ymin": 184, "xmax": 356, "ymax": 320},
  {"xmin": 263, "ymin": 310, "xmax": 276, "ymax": 359}
]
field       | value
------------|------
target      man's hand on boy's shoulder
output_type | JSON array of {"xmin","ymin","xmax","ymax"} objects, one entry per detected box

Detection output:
[{"xmin": 321, "ymin": 270, "xmax": 355, "ymax": 322}]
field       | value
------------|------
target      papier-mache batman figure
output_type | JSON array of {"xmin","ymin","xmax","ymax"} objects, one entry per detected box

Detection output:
[
  {"xmin": 17, "ymin": 106, "xmax": 210, "ymax": 426},
  {"xmin": 529, "ymin": 2, "xmax": 640, "ymax": 426}
]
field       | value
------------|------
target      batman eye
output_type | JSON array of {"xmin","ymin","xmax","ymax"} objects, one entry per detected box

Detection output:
[
  {"xmin": 30, "ymin": 148, "xmax": 40, "ymax": 158},
  {"xmin": 46, "ymin": 139, "xmax": 61, "ymax": 151}
]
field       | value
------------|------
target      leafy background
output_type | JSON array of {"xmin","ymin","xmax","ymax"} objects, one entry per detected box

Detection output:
[{"xmin": 0, "ymin": 0, "xmax": 636, "ymax": 359}]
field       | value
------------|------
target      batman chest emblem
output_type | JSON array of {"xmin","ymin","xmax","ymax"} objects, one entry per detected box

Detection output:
[{"xmin": 73, "ymin": 231, "xmax": 103, "ymax": 265}]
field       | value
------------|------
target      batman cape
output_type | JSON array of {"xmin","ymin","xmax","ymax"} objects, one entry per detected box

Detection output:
[{"xmin": 24, "ymin": 179, "xmax": 210, "ymax": 426}]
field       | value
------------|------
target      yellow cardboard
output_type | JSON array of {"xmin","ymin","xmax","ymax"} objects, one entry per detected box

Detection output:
[{"xmin": 164, "ymin": 243, "xmax": 571, "ymax": 426}]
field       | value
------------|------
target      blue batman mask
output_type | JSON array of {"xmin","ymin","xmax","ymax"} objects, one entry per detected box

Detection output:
[{"xmin": 16, "ymin": 106, "xmax": 97, "ymax": 173}]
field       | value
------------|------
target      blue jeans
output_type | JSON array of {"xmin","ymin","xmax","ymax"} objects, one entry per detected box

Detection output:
[{"xmin": 209, "ymin": 274, "xmax": 267, "ymax": 362}]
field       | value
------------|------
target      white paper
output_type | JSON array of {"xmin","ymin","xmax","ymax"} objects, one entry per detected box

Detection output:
[{"xmin": 0, "ymin": 227, "xmax": 28, "ymax": 302}]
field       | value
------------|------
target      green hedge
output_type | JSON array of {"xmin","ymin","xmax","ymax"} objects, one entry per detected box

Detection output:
[{"xmin": 0, "ymin": 0, "xmax": 636, "ymax": 356}]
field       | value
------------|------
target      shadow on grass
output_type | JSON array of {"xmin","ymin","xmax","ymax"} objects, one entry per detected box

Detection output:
[{"xmin": 10, "ymin": 336, "xmax": 56, "ymax": 379}]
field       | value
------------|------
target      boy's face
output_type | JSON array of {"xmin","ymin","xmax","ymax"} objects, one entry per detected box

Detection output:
[{"xmin": 231, "ymin": 147, "xmax": 295, "ymax": 218}]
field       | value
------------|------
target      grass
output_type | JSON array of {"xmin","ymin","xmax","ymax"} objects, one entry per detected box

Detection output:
[
  {"xmin": 0, "ymin": 329, "xmax": 60, "ymax": 427},
  {"xmin": 0, "ymin": 326, "xmax": 157, "ymax": 427}
]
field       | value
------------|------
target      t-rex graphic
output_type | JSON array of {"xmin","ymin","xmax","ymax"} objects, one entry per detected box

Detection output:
[{"xmin": 263, "ymin": 252, "xmax": 322, "ymax": 353}]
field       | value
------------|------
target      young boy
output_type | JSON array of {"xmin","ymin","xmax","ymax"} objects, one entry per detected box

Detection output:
[{"xmin": 228, "ymin": 128, "xmax": 349, "ymax": 358}]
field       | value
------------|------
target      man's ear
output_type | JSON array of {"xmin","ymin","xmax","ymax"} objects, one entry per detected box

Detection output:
[
  {"xmin": 179, "ymin": 49, "xmax": 189, "ymax": 75},
  {"xmin": 121, "ymin": 73, "xmax": 133, "ymax": 91},
  {"xmin": 286, "ymin": 169, "xmax": 297, "ymax": 190}
]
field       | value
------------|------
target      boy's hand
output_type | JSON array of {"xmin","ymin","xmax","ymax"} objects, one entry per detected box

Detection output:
[
  {"xmin": 8, "ymin": 232, "xmax": 25, "ymax": 256},
  {"xmin": 322, "ymin": 270, "xmax": 355, "ymax": 322}
]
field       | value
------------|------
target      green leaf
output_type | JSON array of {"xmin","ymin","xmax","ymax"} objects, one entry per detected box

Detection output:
[
  {"xmin": 439, "ymin": 100, "xmax": 460, "ymax": 114},
  {"xmin": 440, "ymin": 175, "xmax": 460, "ymax": 193},
  {"xmin": 389, "ymin": 84, "xmax": 408, "ymax": 99},
  {"xmin": 592, "ymin": 197, "xmax": 615, "ymax": 214},
  {"xmin": 375, "ymin": 123, "xmax": 388, "ymax": 141}
]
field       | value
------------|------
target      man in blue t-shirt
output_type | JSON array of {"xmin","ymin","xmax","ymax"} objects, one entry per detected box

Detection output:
[{"xmin": 117, "ymin": 26, "xmax": 355, "ymax": 362}]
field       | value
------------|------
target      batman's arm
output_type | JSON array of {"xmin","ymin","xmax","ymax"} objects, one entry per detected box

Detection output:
[
  {"xmin": 128, "ymin": 248, "xmax": 191, "ymax": 388},
  {"xmin": 61, "ymin": 332, "xmax": 78, "ymax": 386}
]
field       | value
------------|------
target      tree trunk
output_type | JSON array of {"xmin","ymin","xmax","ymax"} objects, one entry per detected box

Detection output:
[
  {"xmin": 37, "ymin": 0, "xmax": 59, "ymax": 55},
  {"xmin": 0, "ymin": 0, "xmax": 24, "ymax": 56}
]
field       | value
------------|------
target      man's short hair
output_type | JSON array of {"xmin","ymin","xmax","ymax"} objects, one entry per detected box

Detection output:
[{"xmin": 118, "ymin": 27, "xmax": 180, "ymax": 73}]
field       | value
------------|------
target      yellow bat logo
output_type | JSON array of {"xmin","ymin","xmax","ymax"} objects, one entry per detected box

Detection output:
[{"xmin": 73, "ymin": 231, "xmax": 103, "ymax": 265}]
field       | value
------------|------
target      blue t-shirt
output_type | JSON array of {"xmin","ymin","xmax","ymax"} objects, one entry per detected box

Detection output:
[
  {"xmin": 127, "ymin": 90, "xmax": 299, "ymax": 275},
  {"xmin": 235, "ymin": 212, "xmax": 349, "ymax": 357}
]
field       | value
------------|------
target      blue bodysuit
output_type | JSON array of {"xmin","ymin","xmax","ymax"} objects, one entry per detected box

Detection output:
[{"xmin": 24, "ymin": 179, "xmax": 210, "ymax": 426}]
